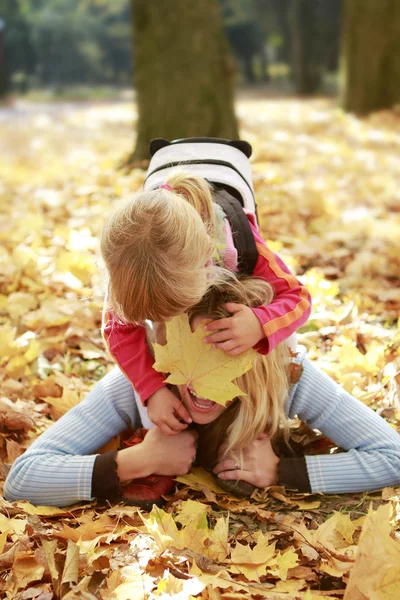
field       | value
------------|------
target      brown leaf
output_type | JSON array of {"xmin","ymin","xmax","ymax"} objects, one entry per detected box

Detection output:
[{"xmin": 0, "ymin": 410, "xmax": 34, "ymax": 431}]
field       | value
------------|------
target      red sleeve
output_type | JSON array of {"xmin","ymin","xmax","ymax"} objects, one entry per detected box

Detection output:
[
  {"xmin": 102, "ymin": 307, "xmax": 166, "ymax": 404},
  {"xmin": 248, "ymin": 218, "xmax": 312, "ymax": 355}
]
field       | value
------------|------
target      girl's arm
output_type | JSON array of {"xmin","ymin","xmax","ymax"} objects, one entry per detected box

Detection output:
[
  {"xmin": 247, "ymin": 217, "xmax": 312, "ymax": 355},
  {"xmin": 4, "ymin": 367, "xmax": 141, "ymax": 507},
  {"xmin": 102, "ymin": 305, "xmax": 166, "ymax": 403},
  {"xmin": 282, "ymin": 359, "xmax": 400, "ymax": 493}
]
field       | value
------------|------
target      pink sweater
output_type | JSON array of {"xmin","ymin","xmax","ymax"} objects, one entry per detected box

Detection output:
[{"xmin": 103, "ymin": 214, "xmax": 312, "ymax": 402}]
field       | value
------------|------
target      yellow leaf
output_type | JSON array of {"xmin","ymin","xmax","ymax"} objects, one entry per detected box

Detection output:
[
  {"xmin": 344, "ymin": 504, "xmax": 400, "ymax": 600},
  {"xmin": 44, "ymin": 387, "xmax": 82, "ymax": 420},
  {"xmin": 293, "ymin": 499, "xmax": 321, "ymax": 510},
  {"xmin": 61, "ymin": 540, "xmax": 79, "ymax": 587},
  {"xmin": 112, "ymin": 573, "xmax": 154, "ymax": 600},
  {"xmin": 175, "ymin": 467, "xmax": 236, "ymax": 496},
  {"xmin": 24, "ymin": 337, "xmax": 41, "ymax": 363},
  {"xmin": 153, "ymin": 314, "xmax": 256, "ymax": 405},
  {"xmin": 207, "ymin": 516, "xmax": 230, "ymax": 562},
  {"xmin": 0, "ymin": 322, "xmax": 17, "ymax": 358},
  {"xmin": 335, "ymin": 512, "xmax": 358, "ymax": 545},
  {"xmin": 275, "ymin": 549, "xmax": 299, "ymax": 580},
  {"xmin": 230, "ymin": 534, "xmax": 277, "ymax": 582},
  {"xmin": 0, "ymin": 514, "xmax": 27, "ymax": 536},
  {"xmin": 175, "ymin": 499, "xmax": 209, "ymax": 528},
  {"xmin": 6, "ymin": 292, "xmax": 37, "ymax": 320},
  {"xmin": 15, "ymin": 501, "xmax": 89, "ymax": 516}
]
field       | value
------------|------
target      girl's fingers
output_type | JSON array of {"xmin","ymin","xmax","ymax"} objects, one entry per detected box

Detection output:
[
  {"xmin": 203, "ymin": 317, "xmax": 232, "ymax": 331},
  {"xmin": 172, "ymin": 399, "xmax": 192, "ymax": 424},
  {"xmin": 213, "ymin": 340, "xmax": 238, "ymax": 352},
  {"xmin": 225, "ymin": 345, "xmax": 248, "ymax": 356},
  {"xmin": 223, "ymin": 302, "xmax": 244, "ymax": 314},
  {"xmin": 165, "ymin": 417, "xmax": 188, "ymax": 432},
  {"xmin": 203, "ymin": 329, "xmax": 233, "ymax": 344}
]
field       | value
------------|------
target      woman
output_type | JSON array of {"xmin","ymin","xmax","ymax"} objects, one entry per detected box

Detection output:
[{"xmin": 4, "ymin": 275, "xmax": 400, "ymax": 507}]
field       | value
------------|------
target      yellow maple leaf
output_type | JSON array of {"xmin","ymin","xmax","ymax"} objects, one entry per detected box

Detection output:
[
  {"xmin": 275, "ymin": 549, "xmax": 299, "ymax": 580},
  {"xmin": 153, "ymin": 314, "xmax": 256, "ymax": 405},
  {"xmin": 44, "ymin": 388, "xmax": 82, "ymax": 420},
  {"xmin": 229, "ymin": 534, "xmax": 277, "ymax": 582},
  {"xmin": 344, "ymin": 504, "xmax": 400, "ymax": 600}
]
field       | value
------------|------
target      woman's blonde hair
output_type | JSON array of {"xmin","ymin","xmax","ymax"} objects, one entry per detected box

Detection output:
[
  {"xmin": 187, "ymin": 272, "xmax": 291, "ymax": 468},
  {"xmin": 101, "ymin": 172, "xmax": 217, "ymax": 323}
]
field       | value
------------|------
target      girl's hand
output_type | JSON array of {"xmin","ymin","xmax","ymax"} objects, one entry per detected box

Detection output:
[
  {"xmin": 147, "ymin": 387, "xmax": 192, "ymax": 435},
  {"xmin": 213, "ymin": 433, "xmax": 279, "ymax": 488},
  {"xmin": 203, "ymin": 303, "xmax": 264, "ymax": 355},
  {"xmin": 143, "ymin": 426, "xmax": 198, "ymax": 476}
]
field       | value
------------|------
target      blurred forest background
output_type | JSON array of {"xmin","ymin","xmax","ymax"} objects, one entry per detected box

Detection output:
[
  {"xmin": 2, "ymin": 0, "xmax": 398, "ymax": 109},
  {"xmin": 2, "ymin": 0, "xmax": 341, "ymax": 97}
]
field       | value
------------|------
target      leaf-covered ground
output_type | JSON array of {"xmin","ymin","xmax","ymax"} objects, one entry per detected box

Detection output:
[{"xmin": 0, "ymin": 97, "xmax": 399, "ymax": 599}]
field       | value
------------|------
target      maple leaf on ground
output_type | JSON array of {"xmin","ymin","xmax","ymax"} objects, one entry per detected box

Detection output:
[
  {"xmin": 153, "ymin": 314, "xmax": 256, "ymax": 405},
  {"xmin": 344, "ymin": 504, "xmax": 400, "ymax": 600}
]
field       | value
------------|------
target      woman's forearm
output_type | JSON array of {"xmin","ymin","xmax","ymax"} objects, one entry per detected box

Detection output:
[
  {"xmin": 4, "ymin": 367, "xmax": 141, "ymax": 507},
  {"xmin": 288, "ymin": 359, "xmax": 400, "ymax": 494},
  {"xmin": 116, "ymin": 445, "xmax": 155, "ymax": 482}
]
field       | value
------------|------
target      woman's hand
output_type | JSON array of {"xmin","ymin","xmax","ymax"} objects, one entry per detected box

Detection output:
[
  {"xmin": 213, "ymin": 433, "xmax": 279, "ymax": 488},
  {"xmin": 142, "ymin": 426, "xmax": 198, "ymax": 476},
  {"xmin": 117, "ymin": 426, "xmax": 198, "ymax": 482}
]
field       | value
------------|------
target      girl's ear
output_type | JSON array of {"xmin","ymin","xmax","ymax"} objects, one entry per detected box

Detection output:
[
  {"xmin": 228, "ymin": 140, "xmax": 253, "ymax": 158},
  {"xmin": 149, "ymin": 138, "xmax": 171, "ymax": 156}
]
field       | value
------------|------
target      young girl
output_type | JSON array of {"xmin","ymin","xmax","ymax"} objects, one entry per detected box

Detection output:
[
  {"xmin": 4, "ymin": 273, "xmax": 400, "ymax": 507},
  {"xmin": 101, "ymin": 171, "xmax": 312, "ymax": 436}
]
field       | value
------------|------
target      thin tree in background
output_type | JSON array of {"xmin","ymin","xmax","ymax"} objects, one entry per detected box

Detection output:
[
  {"xmin": 341, "ymin": 0, "xmax": 400, "ymax": 114},
  {"xmin": 131, "ymin": 0, "xmax": 239, "ymax": 161},
  {"xmin": 0, "ymin": 21, "xmax": 8, "ymax": 98}
]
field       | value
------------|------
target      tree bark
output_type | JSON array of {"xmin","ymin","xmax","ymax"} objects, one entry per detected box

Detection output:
[
  {"xmin": 341, "ymin": 0, "xmax": 400, "ymax": 114},
  {"xmin": 291, "ymin": 0, "xmax": 322, "ymax": 95},
  {"xmin": 131, "ymin": 0, "xmax": 239, "ymax": 161},
  {"xmin": 0, "ymin": 26, "xmax": 9, "ymax": 99}
]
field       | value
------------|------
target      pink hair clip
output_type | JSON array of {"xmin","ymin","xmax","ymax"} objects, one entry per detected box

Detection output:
[{"xmin": 160, "ymin": 183, "xmax": 173, "ymax": 191}]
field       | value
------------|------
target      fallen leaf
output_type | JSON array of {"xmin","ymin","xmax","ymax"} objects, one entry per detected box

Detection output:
[
  {"xmin": 153, "ymin": 314, "xmax": 256, "ymax": 405},
  {"xmin": 344, "ymin": 504, "xmax": 400, "ymax": 600}
]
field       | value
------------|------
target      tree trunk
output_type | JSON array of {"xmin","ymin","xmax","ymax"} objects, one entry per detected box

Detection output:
[
  {"xmin": 0, "ymin": 26, "xmax": 9, "ymax": 99},
  {"xmin": 131, "ymin": 0, "xmax": 239, "ymax": 161},
  {"xmin": 341, "ymin": 0, "xmax": 400, "ymax": 114},
  {"xmin": 291, "ymin": 0, "xmax": 322, "ymax": 95}
]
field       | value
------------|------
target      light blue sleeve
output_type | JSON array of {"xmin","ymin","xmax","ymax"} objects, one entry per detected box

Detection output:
[
  {"xmin": 287, "ymin": 359, "xmax": 400, "ymax": 493},
  {"xmin": 4, "ymin": 367, "xmax": 141, "ymax": 507}
]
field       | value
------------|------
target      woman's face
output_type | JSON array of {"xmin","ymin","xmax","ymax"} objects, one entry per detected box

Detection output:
[{"xmin": 178, "ymin": 314, "xmax": 227, "ymax": 425}]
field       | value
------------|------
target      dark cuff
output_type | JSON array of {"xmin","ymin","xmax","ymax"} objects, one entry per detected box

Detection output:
[
  {"xmin": 92, "ymin": 451, "xmax": 121, "ymax": 500},
  {"xmin": 278, "ymin": 457, "xmax": 311, "ymax": 493}
]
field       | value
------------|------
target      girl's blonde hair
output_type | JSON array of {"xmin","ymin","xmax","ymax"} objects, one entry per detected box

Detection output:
[
  {"xmin": 101, "ymin": 172, "xmax": 217, "ymax": 323},
  {"xmin": 187, "ymin": 272, "xmax": 291, "ymax": 468}
]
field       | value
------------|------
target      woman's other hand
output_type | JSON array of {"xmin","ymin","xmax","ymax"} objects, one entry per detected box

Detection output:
[
  {"xmin": 142, "ymin": 426, "xmax": 198, "ymax": 476},
  {"xmin": 213, "ymin": 433, "xmax": 279, "ymax": 488},
  {"xmin": 117, "ymin": 426, "xmax": 198, "ymax": 482}
]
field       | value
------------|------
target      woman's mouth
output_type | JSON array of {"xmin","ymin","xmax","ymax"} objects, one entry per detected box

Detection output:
[{"xmin": 186, "ymin": 386, "xmax": 217, "ymax": 413}]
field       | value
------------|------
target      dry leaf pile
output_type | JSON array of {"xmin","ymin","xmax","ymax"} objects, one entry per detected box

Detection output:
[{"xmin": 0, "ymin": 96, "xmax": 399, "ymax": 599}]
